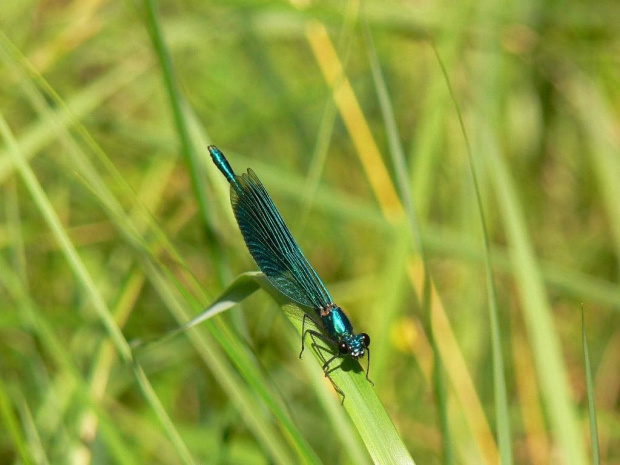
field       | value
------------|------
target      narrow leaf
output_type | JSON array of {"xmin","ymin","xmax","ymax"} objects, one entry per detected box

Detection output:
[
  {"xmin": 146, "ymin": 271, "xmax": 415, "ymax": 465},
  {"xmin": 581, "ymin": 308, "xmax": 600, "ymax": 465}
]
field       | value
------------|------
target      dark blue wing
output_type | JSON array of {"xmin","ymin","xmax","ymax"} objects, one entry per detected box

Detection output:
[{"xmin": 230, "ymin": 169, "xmax": 333, "ymax": 309}]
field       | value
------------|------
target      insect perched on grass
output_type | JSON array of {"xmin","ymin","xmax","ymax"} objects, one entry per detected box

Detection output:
[{"xmin": 209, "ymin": 145, "xmax": 373, "ymax": 400}]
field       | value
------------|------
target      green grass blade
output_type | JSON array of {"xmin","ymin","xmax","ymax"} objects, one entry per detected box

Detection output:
[
  {"xmin": 472, "ymin": 10, "xmax": 586, "ymax": 459},
  {"xmin": 363, "ymin": 24, "xmax": 445, "ymax": 463},
  {"xmin": 566, "ymin": 75, "xmax": 620, "ymax": 269},
  {"xmin": 174, "ymin": 272, "xmax": 261, "ymax": 332},
  {"xmin": 0, "ymin": 30, "xmax": 149, "ymax": 184},
  {"xmin": 479, "ymin": 124, "xmax": 587, "ymax": 465},
  {"xmin": 432, "ymin": 346, "xmax": 455, "ymax": 465},
  {"xmin": 283, "ymin": 301, "xmax": 415, "ymax": 465},
  {"xmin": 13, "ymin": 392, "xmax": 50, "ymax": 465},
  {"xmin": 133, "ymin": 272, "xmax": 261, "ymax": 350},
  {"xmin": 581, "ymin": 308, "xmax": 600, "ymax": 464},
  {"xmin": 363, "ymin": 23, "xmax": 421, "ymax": 253},
  {"xmin": 0, "ymin": 381, "xmax": 35, "ymax": 465},
  {"xmin": 139, "ymin": 263, "xmax": 316, "ymax": 465},
  {"xmin": 132, "ymin": 364, "xmax": 196, "ymax": 464},
  {"xmin": 0, "ymin": 113, "xmax": 132, "ymax": 363},
  {"xmin": 149, "ymin": 270, "xmax": 414, "ymax": 464},
  {"xmin": 0, "ymin": 112, "xmax": 199, "ymax": 464},
  {"xmin": 141, "ymin": 0, "xmax": 221, "ymax": 271},
  {"xmin": 432, "ymin": 41, "xmax": 513, "ymax": 464},
  {"xmin": 0, "ymin": 40, "xmax": 310, "ymax": 460}
]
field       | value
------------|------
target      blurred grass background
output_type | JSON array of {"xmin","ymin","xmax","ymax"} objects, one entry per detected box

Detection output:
[{"xmin": 0, "ymin": 0, "xmax": 619, "ymax": 463}]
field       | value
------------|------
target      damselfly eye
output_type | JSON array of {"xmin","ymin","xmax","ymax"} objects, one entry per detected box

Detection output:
[
  {"xmin": 361, "ymin": 333, "xmax": 370, "ymax": 348},
  {"xmin": 339, "ymin": 342, "xmax": 349, "ymax": 354}
]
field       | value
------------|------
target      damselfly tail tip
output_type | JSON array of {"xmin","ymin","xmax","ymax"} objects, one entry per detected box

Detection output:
[{"xmin": 209, "ymin": 144, "xmax": 238, "ymax": 184}]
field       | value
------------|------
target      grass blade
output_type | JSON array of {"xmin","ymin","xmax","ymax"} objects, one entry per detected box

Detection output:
[
  {"xmin": 146, "ymin": 270, "xmax": 414, "ymax": 464},
  {"xmin": 132, "ymin": 272, "xmax": 262, "ymax": 350},
  {"xmin": 0, "ymin": 112, "xmax": 200, "ymax": 464},
  {"xmin": 479, "ymin": 121, "xmax": 586, "ymax": 465},
  {"xmin": 141, "ymin": 0, "xmax": 221, "ymax": 272},
  {"xmin": 581, "ymin": 308, "xmax": 600, "ymax": 464},
  {"xmin": 431, "ymin": 40, "xmax": 513, "ymax": 464},
  {"xmin": 0, "ymin": 381, "xmax": 35, "ymax": 465},
  {"xmin": 283, "ymin": 300, "xmax": 415, "ymax": 465},
  {"xmin": 363, "ymin": 24, "xmax": 451, "ymax": 463},
  {"xmin": 0, "ymin": 113, "xmax": 132, "ymax": 363},
  {"xmin": 0, "ymin": 39, "xmax": 313, "ymax": 460},
  {"xmin": 471, "ymin": 11, "xmax": 586, "ymax": 459}
]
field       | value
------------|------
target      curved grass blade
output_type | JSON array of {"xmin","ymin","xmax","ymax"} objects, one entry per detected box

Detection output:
[
  {"xmin": 12, "ymin": 82, "xmax": 313, "ymax": 462},
  {"xmin": 7, "ymin": 62, "xmax": 310, "ymax": 460},
  {"xmin": 365, "ymin": 23, "xmax": 506, "ymax": 464},
  {"xmin": 0, "ymin": 381, "xmax": 35, "ymax": 465},
  {"xmin": 142, "ymin": 0, "xmax": 220, "ymax": 266},
  {"xmin": 132, "ymin": 272, "xmax": 262, "ymax": 350},
  {"xmin": 283, "ymin": 300, "xmax": 415, "ymax": 465},
  {"xmin": 477, "ymin": 71, "xmax": 587, "ymax": 465},
  {"xmin": 0, "ymin": 58, "xmax": 293, "ymax": 461},
  {"xmin": 0, "ymin": 112, "xmax": 197, "ymax": 465},
  {"xmin": 431, "ymin": 39, "xmax": 513, "ymax": 464},
  {"xmin": 148, "ymin": 270, "xmax": 415, "ymax": 465},
  {"xmin": 581, "ymin": 308, "xmax": 600, "ymax": 464},
  {"xmin": 362, "ymin": 26, "xmax": 457, "ymax": 463},
  {"xmin": 2, "ymin": 27, "xmax": 327, "ymax": 465}
]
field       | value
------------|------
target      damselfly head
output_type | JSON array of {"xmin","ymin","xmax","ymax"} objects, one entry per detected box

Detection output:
[{"xmin": 340, "ymin": 333, "xmax": 371, "ymax": 359}]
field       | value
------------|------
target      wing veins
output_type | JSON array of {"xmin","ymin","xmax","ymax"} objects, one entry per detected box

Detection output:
[
  {"xmin": 231, "ymin": 176, "xmax": 325, "ymax": 308},
  {"xmin": 244, "ymin": 170, "xmax": 332, "ymax": 306},
  {"xmin": 231, "ymin": 170, "xmax": 332, "ymax": 309}
]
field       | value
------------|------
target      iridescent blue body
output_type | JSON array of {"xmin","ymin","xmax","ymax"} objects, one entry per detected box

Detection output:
[{"xmin": 208, "ymin": 145, "xmax": 372, "ymax": 395}]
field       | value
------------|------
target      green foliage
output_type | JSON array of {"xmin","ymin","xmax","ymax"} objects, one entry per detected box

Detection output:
[{"xmin": 0, "ymin": 0, "xmax": 618, "ymax": 463}]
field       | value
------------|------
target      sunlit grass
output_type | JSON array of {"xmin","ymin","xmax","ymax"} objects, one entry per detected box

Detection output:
[{"xmin": 0, "ymin": 1, "xmax": 618, "ymax": 463}]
